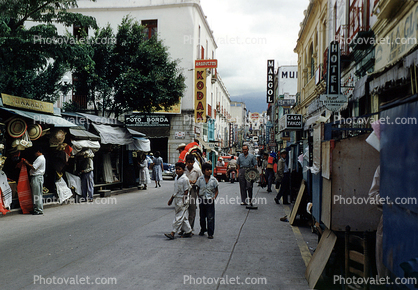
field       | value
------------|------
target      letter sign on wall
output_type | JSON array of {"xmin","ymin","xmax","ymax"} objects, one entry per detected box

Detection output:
[
  {"xmin": 267, "ymin": 60, "xmax": 274, "ymax": 103},
  {"xmin": 320, "ymin": 41, "xmax": 347, "ymax": 112}
]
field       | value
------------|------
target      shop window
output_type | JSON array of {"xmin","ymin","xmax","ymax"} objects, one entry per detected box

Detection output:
[{"xmin": 142, "ymin": 20, "xmax": 158, "ymax": 39}]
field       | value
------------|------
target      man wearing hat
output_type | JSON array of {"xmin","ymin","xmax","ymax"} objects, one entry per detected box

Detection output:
[
  {"xmin": 176, "ymin": 143, "xmax": 186, "ymax": 154},
  {"xmin": 23, "ymin": 146, "xmax": 46, "ymax": 215},
  {"xmin": 274, "ymin": 149, "xmax": 290, "ymax": 205}
]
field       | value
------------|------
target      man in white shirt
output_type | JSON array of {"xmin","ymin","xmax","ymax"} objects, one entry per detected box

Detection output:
[
  {"xmin": 184, "ymin": 154, "xmax": 202, "ymax": 233},
  {"xmin": 23, "ymin": 147, "xmax": 46, "ymax": 215}
]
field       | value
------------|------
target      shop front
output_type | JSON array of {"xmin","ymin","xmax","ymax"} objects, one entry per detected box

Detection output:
[{"xmin": 0, "ymin": 94, "xmax": 77, "ymax": 212}]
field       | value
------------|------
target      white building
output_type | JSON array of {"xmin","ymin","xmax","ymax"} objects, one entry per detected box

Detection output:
[{"xmin": 60, "ymin": 0, "xmax": 230, "ymax": 163}]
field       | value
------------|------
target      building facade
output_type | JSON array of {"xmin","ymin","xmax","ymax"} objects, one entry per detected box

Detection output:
[{"xmin": 61, "ymin": 0, "xmax": 231, "ymax": 163}]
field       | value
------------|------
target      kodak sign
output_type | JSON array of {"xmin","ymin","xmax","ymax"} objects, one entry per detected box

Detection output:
[
  {"xmin": 194, "ymin": 68, "xmax": 206, "ymax": 123},
  {"xmin": 194, "ymin": 59, "xmax": 217, "ymax": 123}
]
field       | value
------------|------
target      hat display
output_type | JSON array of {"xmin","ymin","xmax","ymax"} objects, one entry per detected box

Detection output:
[
  {"xmin": 7, "ymin": 118, "xmax": 27, "ymax": 138},
  {"xmin": 49, "ymin": 129, "xmax": 66, "ymax": 146},
  {"xmin": 28, "ymin": 124, "xmax": 43, "ymax": 141}
]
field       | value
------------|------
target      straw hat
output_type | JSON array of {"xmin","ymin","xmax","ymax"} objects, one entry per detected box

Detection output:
[
  {"xmin": 28, "ymin": 124, "xmax": 43, "ymax": 141},
  {"xmin": 49, "ymin": 129, "xmax": 66, "ymax": 145},
  {"xmin": 7, "ymin": 118, "xmax": 27, "ymax": 138},
  {"xmin": 176, "ymin": 143, "xmax": 186, "ymax": 150}
]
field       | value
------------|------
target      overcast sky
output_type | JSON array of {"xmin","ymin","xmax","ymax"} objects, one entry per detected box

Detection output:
[{"xmin": 200, "ymin": 0, "xmax": 309, "ymax": 98}]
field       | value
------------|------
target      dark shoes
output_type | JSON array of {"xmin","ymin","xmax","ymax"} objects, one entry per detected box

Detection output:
[
  {"xmin": 274, "ymin": 198, "xmax": 280, "ymax": 204},
  {"xmin": 198, "ymin": 231, "xmax": 205, "ymax": 236},
  {"xmin": 208, "ymin": 235, "xmax": 214, "ymax": 239},
  {"xmin": 158, "ymin": 183, "xmax": 161, "ymax": 187},
  {"xmin": 33, "ymin": 212, "xmax": 43, "ymax": 215},
  {"xmin": 164, "ymin": 233, "xmax": 175, "ymax": 240},
  {"xmin": 182, "ymin": 232, "xmax": 192, "ymax": 238},
  {"xmin": 240, "ymin": 202, "xmax": 247, "ymax": 205}
]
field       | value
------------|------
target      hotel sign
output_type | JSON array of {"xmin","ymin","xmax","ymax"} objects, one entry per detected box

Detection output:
[
  {"xmin": 267, "ymin": 60, "xmax": 274, "ymax": 103},
  {"xmin": 1, "ymin": 93, "xmax": 54, "ymax": 114},
  {"xmin": 320, "ymin": 41, "xmax": 347, "ymax": 112}
]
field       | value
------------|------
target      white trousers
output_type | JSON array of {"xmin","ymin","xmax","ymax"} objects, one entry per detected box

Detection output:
[{"xmin": 172, "ymin": 196, "xmax": 192, "ymax": 234}]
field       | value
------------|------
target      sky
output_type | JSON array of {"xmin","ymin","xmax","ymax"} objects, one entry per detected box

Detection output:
[{"xmin": 200, "ymin": 0, "xmax": 309, "ymax": 112}]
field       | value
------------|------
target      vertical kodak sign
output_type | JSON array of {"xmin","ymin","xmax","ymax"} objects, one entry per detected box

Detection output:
[
  {"xmin": 195, "ymin": 68, "xmax": 206, "ymax": 123},
  {"xmin": 194, "ymin": 60, "xmax": 217, "ymax": 123}
]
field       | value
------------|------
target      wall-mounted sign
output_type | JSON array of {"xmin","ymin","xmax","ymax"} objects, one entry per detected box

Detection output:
[
  {"xmin": 276, "ymin": 99, "xmax": 296, "ymax": 106},
  {"xmin": 125, "ymin": 114, "xmax": 169, "ymax": 127},
  {"xmin": 175, "ymin": 131, "xmax": 185, "ymax": 139},
  {"xmin": 267, "ymin": 60, "xmax": 274, "ymax": 103},
  {"xmin": 1, "ymin": 93, "xmax": 54, "ymax": 114},
  {"xmin": 320, "ymin": 41, "xmax": 347, "ymax": 112},
  {"xmin": 195, "ymin": 60, "xmax": 218, "ymax": 69},
  {"xmin": 279, "ymin": 114, "xmax": 303, "ymax": 132}
]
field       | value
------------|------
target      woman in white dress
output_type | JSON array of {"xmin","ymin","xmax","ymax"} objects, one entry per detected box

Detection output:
[
  {"xmin": 152, "ymin": 151, "xmax": 164, "ymax": 188},
  {"xmin": 138, "ymin": 154, "xmax": 151, "ymax": 190}
]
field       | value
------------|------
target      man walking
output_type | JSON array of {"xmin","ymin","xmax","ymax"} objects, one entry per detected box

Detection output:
[
  {"xmin": 185, "ymin": 154, "xmax": 202, "ymax": 233},
  {"xmin": 274, "ymin": 149, "xmax": 290, "ymax": 204},
  {"xmin": 23, "ymin": 147, "xmax": 46, "ymax": 215},
  {"xmin": 237, "ymin": 145, "xmax": 257, "ymax": 205}
]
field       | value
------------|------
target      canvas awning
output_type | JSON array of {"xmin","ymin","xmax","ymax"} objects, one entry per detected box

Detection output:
[
  {"xmin": 0, "ymin": 107, "xmax": 77, "ymax": 127},
  {"xmin": 127, "ymin": 128, "xmax": 146, "ymax": 137},
  {"xmin": 69, "ymin": 128, "xmax": 101, "ymax": 141},
  {"xmin": 92, "ymin": 123, "xmax": 132, "ymax": 145},
  {"xmin": 127, "ymin": 137, "xmax": 151, "ymax": 152}
]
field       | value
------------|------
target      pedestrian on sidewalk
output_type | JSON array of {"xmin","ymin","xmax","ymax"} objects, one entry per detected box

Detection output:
[
  {"xmin": 274, "ymin": 149, "xmax": 290, "ymax": 204},
  {"xmin": 237, "ymin": 145, "xmax": 257, "ymax": 205},
  {"xmin": 185, "ymin": 154, "xmax": 202, "ymax": 233},
  {"xmin": 165, "ymin": 162, "xmax": 192, "ymax": 240},
  {"xmin": 23, "ymin": 146, "xmax": 46, "ymax": 215},
  {"xmin": 196, "ymin": 162, "xmax": 219, "ymax": 239},
  {"xmin": 138, "ymin": 153, "xmax": 150, "ymax": 190},
  {"xmin": 78, "ymin": 149, "xmax": 95, "ymax": 202},
  {"xmin": 152, "ymin": 151, "xmax": 163, "ymax": 188}
]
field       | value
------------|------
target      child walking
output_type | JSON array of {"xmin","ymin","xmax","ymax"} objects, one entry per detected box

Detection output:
[
  {"xmin": 165, "ymin": 162, "xmax": 193, "ymax": 240},
  {"xmin": 196, "ymin": 162, "xmax": 219, "ymax": 239}
]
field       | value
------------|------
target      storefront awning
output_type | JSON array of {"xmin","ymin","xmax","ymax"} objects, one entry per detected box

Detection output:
[
  {"xmin": 369, "ymin": 64, "xmax": 409, "ymax": 93},
  {"xmin": 352, "ymin": 75, "xmax": 367, "ymax": 101},
  {"xmin": 92, "ymin": 123, "xmax": 132, "ymax": 145},
  {"xmin": 127, "ymin": 137, "xmax": 151, "ymax": 152},
  {"xmin": 0, "ymin": 107, "xmax": 77, "ymax": 127},
  {"xmin": 69, "ymin": 128, "xmax": 101, "ymax": 141},
  {"xmin": 127, "ymin": 128, "xmax": 146, "ymax": 137}
]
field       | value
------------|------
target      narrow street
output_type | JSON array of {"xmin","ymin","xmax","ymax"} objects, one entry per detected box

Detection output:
[{"xmin": 0, "ymin": 180, "xmax": 315, "ymax": 290}]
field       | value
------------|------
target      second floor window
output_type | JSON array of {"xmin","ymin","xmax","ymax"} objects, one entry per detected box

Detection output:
[{"xmin": 142, "ymin": 20, "xmax": 158, "ymax": 39}]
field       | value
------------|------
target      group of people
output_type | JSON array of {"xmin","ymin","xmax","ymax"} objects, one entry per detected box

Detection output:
[
  {"xmin": 165, "ymin": 155, "xmax": 219, "ymax": 240},
  {"xmin": 137, "ymin": 151, "xmax": 164, "ymax": 190},
  {"xmin": 261, "ymin": 149, "xmax": 290, "ymax": 205}
]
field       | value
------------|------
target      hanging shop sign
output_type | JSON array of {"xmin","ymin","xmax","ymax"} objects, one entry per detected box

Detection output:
[
  {"xmin": 125, "ymin": 114, "xmax": 169, "ymax": 127},
  {"xmin": 279, "ymin": 114, "xmax": 303, "ymax": 132},
  {"xmin": 267, "ymin": 60, "xmax": 275, "ymax": 103},
  {"xmin": 194, "ymin": 60, "xmax": 218, "ymax": 123},
  {"xmin": 175, "ymin": 131, "xmax": 185, "ymax": 139},
  {"xmin": 276, "ymin": 99, "xmax": 296, "ymax": 106},
  {"xmin": 229, "ymin": 123, "xmax": 234, "ymax": 147},
  {"xmin": 1, "ymin": 93, "xmax": 54, "ymax": 114},
  {"xmin": 320, "ymin": 41, "xmax": 347, "ymax": 112}
]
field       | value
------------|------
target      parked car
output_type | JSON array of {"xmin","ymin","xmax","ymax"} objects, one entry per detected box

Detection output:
[
  {"xmin": 214, "ymin": 156, "xmax": 237, "ymax": 182},
  {"xmin": 162, "ymin": 163, "xmax": 176, "ymax": 179}
]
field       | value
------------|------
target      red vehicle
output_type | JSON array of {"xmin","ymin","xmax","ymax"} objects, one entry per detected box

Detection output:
[{"xmin": 214, "ymin": 156, "xmax": 237, "ymax": 182}]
